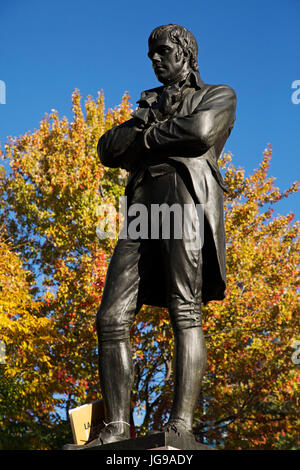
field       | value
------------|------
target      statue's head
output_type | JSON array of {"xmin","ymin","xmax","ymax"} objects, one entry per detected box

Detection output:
[{"xmin": 148, "ymin": 24, "xmax": 199, "ymax": 85}]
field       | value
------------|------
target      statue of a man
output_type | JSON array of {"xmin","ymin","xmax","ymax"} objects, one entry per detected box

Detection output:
[{"xmin": 66, "ymin": 24, "xmax": 236, "ymax": 449}]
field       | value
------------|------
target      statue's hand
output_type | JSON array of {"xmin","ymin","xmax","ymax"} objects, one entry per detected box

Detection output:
[{"xmin": 119, "ymin": 130, "xmax": 148, "ymax": 172}]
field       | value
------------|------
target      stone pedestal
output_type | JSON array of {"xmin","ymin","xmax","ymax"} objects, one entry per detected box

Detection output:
[{"xmin": 83, "ymin": 431, "xmax": 215, "ymax": 451}]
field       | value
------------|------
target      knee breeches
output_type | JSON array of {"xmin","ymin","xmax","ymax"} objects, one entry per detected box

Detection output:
[{"xmin": 96, "ymin": 169, "xmax": 203, "ymax": 342}]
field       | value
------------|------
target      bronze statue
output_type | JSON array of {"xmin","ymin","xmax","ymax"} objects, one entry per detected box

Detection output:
[{"xmin": 64, "ymin": 24, "xmax": 236, "ymax": 449}]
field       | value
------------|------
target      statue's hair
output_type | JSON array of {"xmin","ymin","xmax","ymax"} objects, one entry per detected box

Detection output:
[{"xmin": 148, "ymin": 24, "xmax": 199, "ymax": 71}]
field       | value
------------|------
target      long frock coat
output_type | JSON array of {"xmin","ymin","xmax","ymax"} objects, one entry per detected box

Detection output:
[{"xmin": 97, "ymin": 71, "xmax": 237, "ymax": 305}]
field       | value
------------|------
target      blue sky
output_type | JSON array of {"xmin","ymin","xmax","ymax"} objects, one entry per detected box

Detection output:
[{"xmin": 0, "ymin": 0, "xmax": 299, "ymax": 217}]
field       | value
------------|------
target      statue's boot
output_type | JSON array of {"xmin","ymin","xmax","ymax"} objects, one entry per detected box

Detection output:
[
  {"xmin": 98, "ymin": 338, "xmax": 133, "ymax": 438},
  {"xmin": 151, "ymin": 326, "xmax": 207, "ymax": 436},
  {"xmin": 63, "ymin": 339, "xmax": 133, "ymax": 450},
  {"xmin": 63, "ymin": 422, "xmax": 130, "ymax": 450}
]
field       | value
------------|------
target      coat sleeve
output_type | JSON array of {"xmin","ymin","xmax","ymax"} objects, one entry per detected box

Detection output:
[
  {"xmin": 144, "ymin": 85, "xmax": 237, "ymax": 156},
  {"xmin": 97, "ymin": 117, "xmax": 144, "ymax": 169}
]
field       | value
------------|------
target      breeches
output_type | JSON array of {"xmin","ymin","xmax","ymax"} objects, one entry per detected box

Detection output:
[{"xmin": 96, "ymin": 169, "xmax": 203, "ymax": 342}]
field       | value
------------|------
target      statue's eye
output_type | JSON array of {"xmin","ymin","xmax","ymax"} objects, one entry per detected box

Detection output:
[
  {"xmin": 159, "ymin": 46, "xmax": 171, "ymax": 54},
  {"xmin": 148, "ymin": 45, "xmax": 171, "ymax": 59}
]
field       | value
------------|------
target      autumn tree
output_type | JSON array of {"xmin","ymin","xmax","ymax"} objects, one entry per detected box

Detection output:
[
  {"xmin": 0, "ymin": 225, "xmax": 61, "ymax": 449},
  {"xmin": 0, "ymin": 90, "xmax": 299, "ymax": 450}
]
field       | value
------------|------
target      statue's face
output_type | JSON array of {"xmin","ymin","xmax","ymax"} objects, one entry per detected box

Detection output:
[{"xmin": 148, "ymin": 33, "xmax": 188, "ymax": 85}]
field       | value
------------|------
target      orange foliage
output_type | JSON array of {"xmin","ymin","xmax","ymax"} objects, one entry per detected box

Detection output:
[{"xmin": 0, "ymin": 90, "xmax": 299, "ymax": 449}]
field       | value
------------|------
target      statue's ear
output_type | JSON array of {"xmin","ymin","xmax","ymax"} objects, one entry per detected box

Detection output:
[{"xmin": 176, "ymin": 45, "xmax": 187, "ymax": 63}]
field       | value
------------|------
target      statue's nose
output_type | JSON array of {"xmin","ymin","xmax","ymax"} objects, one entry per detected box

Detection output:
[{"xmin": 151, "ymin": 52, "xmax": 161, "ymax": 62}]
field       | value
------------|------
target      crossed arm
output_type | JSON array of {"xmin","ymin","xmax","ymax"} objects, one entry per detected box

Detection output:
[{"xmin": 97, "ymin": 84, "xmax": 236, "ymax": 170}]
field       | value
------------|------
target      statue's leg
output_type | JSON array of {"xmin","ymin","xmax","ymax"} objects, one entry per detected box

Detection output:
[
  {"xmin": 170, "ymin": 325, "xmax": 207, "ymax": 431},
  {"xmin": 94, "ymin": 237, "xmax": 144, "ymax": 445},
  {"xmin": 160, "ymin": 170, "xmax": 207, "ymax": 434},
  {"xmin": 92, "ymin": 177, "xmax": 158, "ymax": 446},
  {"xmin": 97, "ymin": 339, "xmax": 134, "ymax": 440}
]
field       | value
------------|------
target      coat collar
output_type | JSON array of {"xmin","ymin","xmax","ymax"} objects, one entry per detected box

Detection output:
[{"xmin": 137, "ymin": 70, "xmax": 205, "ymax": 107}]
